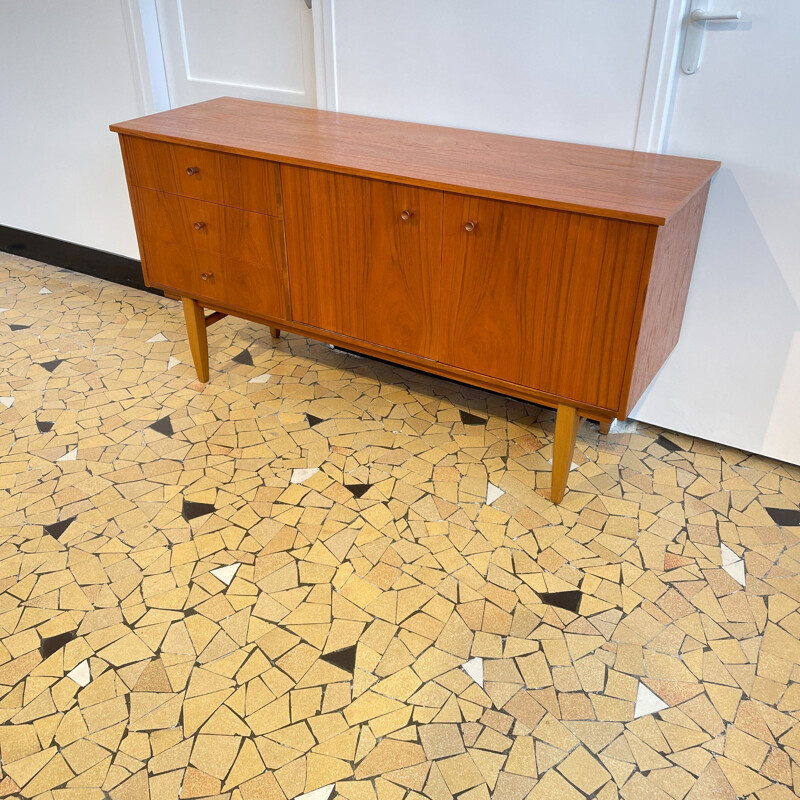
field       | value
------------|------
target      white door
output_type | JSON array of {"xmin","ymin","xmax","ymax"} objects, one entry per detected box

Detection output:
[
  {"xmin": 331, "ymin": 0, "xmax": 671, "ymax": 150},
  {"xmin": 154, "ymin": 0, "xmax": 317, "ymax": 108},
  {"xmin": 632, "ymin": 1, "xmax": 800, "ymax": 465}
]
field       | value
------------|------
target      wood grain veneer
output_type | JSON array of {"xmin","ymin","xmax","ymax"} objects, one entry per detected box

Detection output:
[
  {"xmin": 112, "ymin": 99, "xmax": 719, "ymax": 503},
  {"xmin": 122, "ymin": 134, "xmax": 282, "ymax": 217},
  {"xmin": 282, "ymin": 166, "xmax": 443, "ymax": 360},
  {"xmin": 112, "ymin": 97, "xmax": 719, "ymax": 225},
  {"xmin": 132, "ymin": 187, "xmax": 289, "ymax": 321},
  {"xmin": 439, "ymin": 194, "xmax": 652, "ymax": 410},
  {"xmin": 619, "ymin": 183, "xmax": 712, "ymax": 417}
]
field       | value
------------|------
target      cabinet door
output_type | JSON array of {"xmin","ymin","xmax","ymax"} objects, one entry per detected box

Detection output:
[
  {"xmin": 440, "ymin": 194, "xmax": 652, "ymax": 410},
  {"xmin": 282, "ymin": 166, "xmax": 442, "ymax": 359}
]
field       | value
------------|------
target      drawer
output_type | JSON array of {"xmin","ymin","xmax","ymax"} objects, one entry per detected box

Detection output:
[
  {"xmin": 133, "ymin": 188, "xmax": 289, "ymax": 320},
  {"xmin": 122, "ymin": 135, "xmax": 282, "ymax": 217}
]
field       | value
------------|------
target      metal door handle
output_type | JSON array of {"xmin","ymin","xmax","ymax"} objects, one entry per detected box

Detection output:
[
  {"xmin": 682, "ymin": 2, "xmax": 741, "ymax": 74},
  {"xmin": 690, "ymin": 9, "xmax": 741, "ymax": 21}
]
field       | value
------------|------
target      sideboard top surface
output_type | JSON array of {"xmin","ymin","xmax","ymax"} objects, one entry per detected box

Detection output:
[{"xmin": 111, "ymin": 97, "xmax": 719, "ymax": 225}]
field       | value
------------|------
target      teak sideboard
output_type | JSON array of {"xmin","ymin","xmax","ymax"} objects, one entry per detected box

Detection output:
[{"xmin": 111, "ymin": 98, "xmax": 719, "ymax": 503}]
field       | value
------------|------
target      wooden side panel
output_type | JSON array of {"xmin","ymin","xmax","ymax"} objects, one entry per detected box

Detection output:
[
  {"xmin": 122, "ymin": 135, "xmax": 282, "ymax": 217},
  {"xmin": 117, "ymin": 137, "xmax": 154, "ymax": 287},
  {"xmin": 132, "ymin": 188, "xmax": 289, "ymax": 320},
  {"xmin": 619, "ymin": 182, "xmax": 711, "ymax": 417},
  {"xmin": 282, "ymin": 165, "xmax": 443, "ymax": 360},
  {"xmin": 439, "ymin": 194, "xmax": 651, "ymax": 410}
]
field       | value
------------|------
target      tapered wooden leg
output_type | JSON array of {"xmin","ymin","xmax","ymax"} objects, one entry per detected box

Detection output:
[
  {"xmin": 182, "ymin": 297, "xmax": 209, "ymax": 382},
  {"xmin": 599, "ymin": 418, "xmax": 612, "ymax": 435},
  {"xmin": 551, "ymin": 404, "xmax": 582, "ymax": 504},
  {"xmin": 269, "ymin": 327, "xmax": 281, "ymax": 339}
]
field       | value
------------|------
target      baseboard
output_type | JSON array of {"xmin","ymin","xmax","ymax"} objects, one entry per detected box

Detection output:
[{"xmin": 0, "ymin": 225, "xmax": 159, "ymax": 295}]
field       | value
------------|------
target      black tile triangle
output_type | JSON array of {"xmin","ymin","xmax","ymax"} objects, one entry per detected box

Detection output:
[
  {"xmin": 539, "ymin": 590, "xmax": 582, "ymax": 614},
  {"xmin": 344, "ymin": 483, "xmax": 371, "ymax": 499},
  {"xmin": 765, "ymin": 507, "xmax": 800, "ymax": 526},
  {"xmin": 459, "ymin": 410, "xmax": 487, "ymax": 426},
  {"xmin": 40, "ymin": 630, "xmax": 76, "ymax": 659},
  {"xmin": 320, "ymin": 644, "xmax": 357, "ymax": 674},
  {"xmin": 36, "ymin": 420, "xmax": 54, "ymax": 433},
  {"xmin": 149, "ymin": 416, "xmax": 174, "ymax": 436},
  {"xmin": 182, "ymin": 500, "xmax": 215, "ymax": 522},
  {"xmin": 9, "ymin": 324, "xmax": 30, "ymax": 331},
  {"xmin": 307, "ymin": 413, "xmax": 325, "ymax": 428},
  {"xmin": 44, "ymin": 516, "xmax": 76, "ymax": 540},
  {"xmin": 233, "ymin": 348, "xmax": 254, "ymax": 366},
  {"xmin": 655, "ymin": 435, "xmax": 682, "ymax": 453},
  {"xmin": 39, "ymin": 358, "xmax": 64, "ymax": 373}
]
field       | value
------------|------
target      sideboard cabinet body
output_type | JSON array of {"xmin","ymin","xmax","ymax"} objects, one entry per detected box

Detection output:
[{"xmin": 112, "ymin": 98, "xmax": 719, "ymax": 502}]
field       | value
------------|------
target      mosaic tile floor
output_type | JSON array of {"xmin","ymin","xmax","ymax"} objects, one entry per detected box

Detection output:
[{"xmin": 1, "ymin": 253, "xmax": 800, "ymax": 800}]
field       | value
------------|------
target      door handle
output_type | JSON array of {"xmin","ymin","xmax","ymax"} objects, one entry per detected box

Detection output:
[
  {"xmin": 303, "ymin": 0, "xmax": 311, "ymax": 8},
  {"xmin": 690, "ymin": 9, "xmax": 741, "ymax": 21},
  {"xmin": 682, "ymin": 1, "xmax": 741, "ymax": 74}
]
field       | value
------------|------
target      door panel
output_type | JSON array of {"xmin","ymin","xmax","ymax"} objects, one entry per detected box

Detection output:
[
  {"xmin": 332, "ymin": 0, "xmax": 658, "ymax": 150},
  {"xmin": 282, "ymin": 166, "xmax": 443, "ymax": 360},
  {"xmin": 133, "ymin": 188, "xmax": 289, "ymax": 320},
  {"xmin": 155, "ymin": 0, "xmax": 316, "ymax": 108},
  {"xmin": 440, "ymin": 194, "xmax": 651, "ymax": 410}
]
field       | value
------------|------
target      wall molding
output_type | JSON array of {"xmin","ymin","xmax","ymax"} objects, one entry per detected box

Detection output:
[
  {"xmin": 635, "ymin": 0, "xmax": 687, "ymax": 152},
  {"xmin": 0, "ymin": 226, "xmax": 157, "ymax": 295}
]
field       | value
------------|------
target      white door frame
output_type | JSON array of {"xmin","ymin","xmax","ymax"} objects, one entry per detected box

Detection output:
[
  {"xmin": 122, "ymin": 0, "xmax": 684, "ymax": 146},
  {"xmin": 120, "ymin": 0, "xmax": 170, "ymax": 113},
  {"xmin": 635, "ymin": 0, "xmax": 687, "ymax": 152},
  {"xmin": 312, "ymin": 0, "xmax": 338, "ymax": 110},
  {"xmin": 121, "ymin": 0, "xmax": 338, "ymax": 112}
]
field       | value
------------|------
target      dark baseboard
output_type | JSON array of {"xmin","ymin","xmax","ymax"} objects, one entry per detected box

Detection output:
[{"xmin": 0, "ymin": 225, "xmax": 160, "ymax": 295}]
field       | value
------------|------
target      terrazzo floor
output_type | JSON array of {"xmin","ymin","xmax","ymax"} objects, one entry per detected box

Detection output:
[{"xmin": 1, "ymin": 253, "xmax": 800, "ymax": 800}]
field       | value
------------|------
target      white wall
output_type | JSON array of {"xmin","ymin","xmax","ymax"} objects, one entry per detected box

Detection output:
[
  {"xmin": 0, "ymin": 1, "xmax": 144, "ymax": 258},
  {"xmin": 631, "ymin": 0, "xmax": 800, "ymax": 465}
]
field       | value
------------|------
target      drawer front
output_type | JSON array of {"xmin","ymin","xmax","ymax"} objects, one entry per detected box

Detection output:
[
  {"xmin": 133, "ymin": 188, "xmax": 289, "ymax": 320},
  {"xmin": 123, "ymin": 135, "xmax": 282, "ymax": 217}
]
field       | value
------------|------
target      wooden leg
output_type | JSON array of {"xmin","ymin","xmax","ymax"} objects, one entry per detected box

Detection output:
[
  {"xmin": 270, "ymin": 327, "xmax": 281, "ymax": 338},
  {"xmin": 182, "ymin": 297, "xmax": 209, "ymax": 382},
  {"xmin": 551, "ymin": 404, "xmax": 582, "ymax": 504},
  {"xmin": 599, "ymin": 418, "xmax": 612, "ymax": 435}
]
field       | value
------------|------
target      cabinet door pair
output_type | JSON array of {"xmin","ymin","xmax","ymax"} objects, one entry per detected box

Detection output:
[{"xmin": 282, "ymin": 165, "xmax": 650, "ymax": 411}]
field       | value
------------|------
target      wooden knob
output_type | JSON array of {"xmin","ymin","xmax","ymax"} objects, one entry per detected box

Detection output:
[
  {"xmin": 201, "ymin": 272, "xmax": 213, "ymax": 281},
  {"xmin": 193, "ymin": 221, "xmax": 206, "ymax": 230},
  {"xmin": 186, "ymin": 166, "xmax": 199, "ymax": 176},
  {"xmin": 464, "ymin": 220, "xmax": 478, "ymax": 233},
  {"xmin": 400, "ymin": 209, "xmax": 414, "ymax": 221}
]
